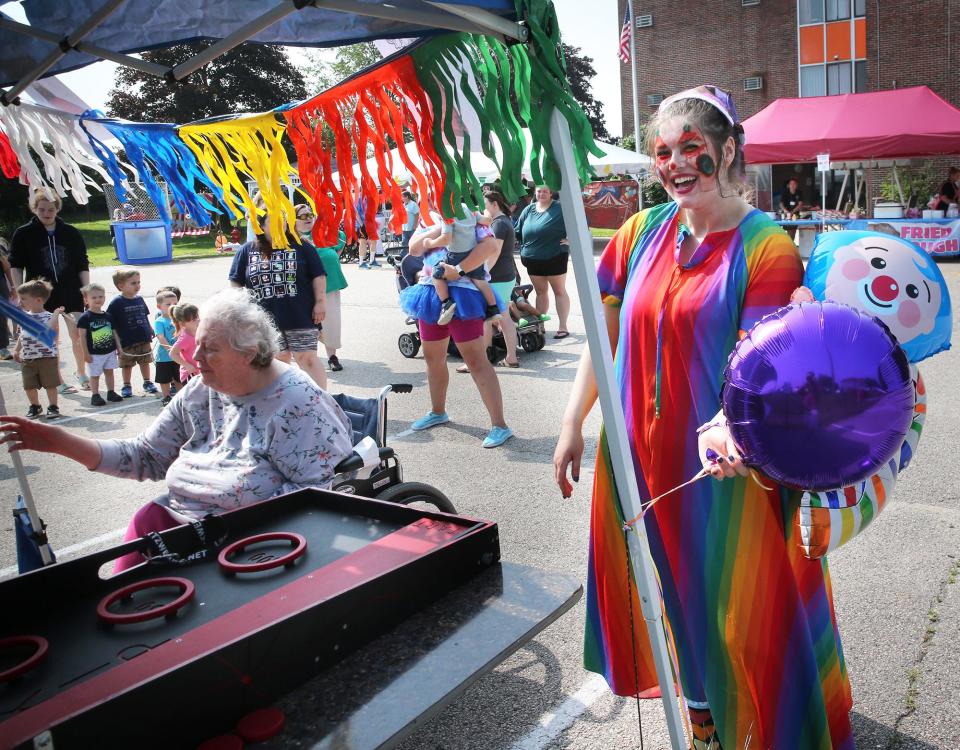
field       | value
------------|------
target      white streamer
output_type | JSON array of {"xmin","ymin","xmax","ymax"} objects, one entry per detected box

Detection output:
[{"xmin": 0, "ymin": 102, "xmax": 113, "ymax": 204}]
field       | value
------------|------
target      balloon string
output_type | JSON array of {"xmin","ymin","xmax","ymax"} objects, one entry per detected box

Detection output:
[
  {"xmin": 749, "ymin": 469, "xmax": 773, "ymax": 491},
  {"xmin": 623, "ymin": 468, "xmax": 711, "ymax": 531}
]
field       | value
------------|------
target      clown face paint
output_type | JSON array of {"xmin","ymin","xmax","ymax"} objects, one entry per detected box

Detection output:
[
  {"xmin": 824, "ymin": 236, "xmax": 942, "ymax": 345},
  {"xmin": 653, "ymin": 118, "xmax": 721, "ymax": 205}
]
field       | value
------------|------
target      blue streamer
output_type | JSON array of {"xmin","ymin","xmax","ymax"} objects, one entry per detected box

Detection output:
[
  {"xmin": 0, "ymin": 298, "xmax": 56, "ymax": 348},
  {"xmin": 79, "ymin": 113, "xmax": 223, "ymax": 226}
]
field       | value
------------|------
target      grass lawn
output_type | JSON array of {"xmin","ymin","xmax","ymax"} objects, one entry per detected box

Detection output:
[
  {"xmin": 67, "ymin": 218, "xmax": 224, "ymax": 268},
  {"xmin": 591, "ymin": 228, "xmax": 617, "ymax": 238}
]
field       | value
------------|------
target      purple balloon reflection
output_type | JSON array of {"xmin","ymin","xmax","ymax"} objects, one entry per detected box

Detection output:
[{"xmin": 722, "ymin": 302, "xmax": 914, "ymax": 491}]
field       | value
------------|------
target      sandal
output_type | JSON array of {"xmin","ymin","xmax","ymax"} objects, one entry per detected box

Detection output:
[
  {"xmin": 553, "ymin": 330, "xmax": 570, "ymax": 339},
  {"xmin": 57, "ymin": 383, "xmax": 78, "ymax": 395},
  {"xmin": 502, "ymin": 359, "xmax": 520, "ymax": 368},
  {"xmin": 455, "ymin": 364, "xmax": 470, "ymax": 374}
]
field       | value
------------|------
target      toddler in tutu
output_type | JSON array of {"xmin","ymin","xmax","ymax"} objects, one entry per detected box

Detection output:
[{"xmin": 418, "ymin": 205, "xmax": 500, "ymax": 324}]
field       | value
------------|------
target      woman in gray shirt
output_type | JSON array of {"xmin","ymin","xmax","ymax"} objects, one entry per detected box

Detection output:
[{"xmin": 0, "ymin": 288, "xmax": 353, "ymax": 571}]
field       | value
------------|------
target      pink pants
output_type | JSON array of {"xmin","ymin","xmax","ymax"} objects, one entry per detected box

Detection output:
[{"xmin": 113, "ymin": 502, "xmax": 180, "ymax": 573}]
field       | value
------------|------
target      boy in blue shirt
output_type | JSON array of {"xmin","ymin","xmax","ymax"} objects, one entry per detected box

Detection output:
[
  {"xmin": 106, "ymin": 268, "xmax": 157, "ymax": 398},
  {"xmin": 152, "ymin": 289, "xmax": 179, "ymax": 405}
]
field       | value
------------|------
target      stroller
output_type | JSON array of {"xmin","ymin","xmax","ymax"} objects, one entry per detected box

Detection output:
[{"xmin": 388, "ymin": 253, "xmax": 545, "ymax": 362}]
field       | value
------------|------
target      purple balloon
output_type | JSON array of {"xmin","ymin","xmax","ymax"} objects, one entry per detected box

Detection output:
[{"xmin": 722, "ymin": 301, "xmax": 914, "ymax": 491}]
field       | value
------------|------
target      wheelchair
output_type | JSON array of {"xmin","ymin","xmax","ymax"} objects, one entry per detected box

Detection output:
[{"xmin": 329, "ymin": 384, "xmax": 456, "ymax": 514}]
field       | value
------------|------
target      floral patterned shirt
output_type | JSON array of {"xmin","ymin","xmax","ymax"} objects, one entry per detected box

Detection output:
[{"xmin": 95, "ymin": 367, "xmax": 353, "ymax": 517}]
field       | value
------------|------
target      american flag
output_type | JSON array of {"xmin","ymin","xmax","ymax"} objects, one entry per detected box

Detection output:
[{"xmin": 618, "ymin": 4, "xmax": 632, "ymax": 64}]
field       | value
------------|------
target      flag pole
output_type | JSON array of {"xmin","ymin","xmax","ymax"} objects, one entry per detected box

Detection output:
[{"xmin": 629, "ymin": 2, "xmax": 641, "ymax": 154}]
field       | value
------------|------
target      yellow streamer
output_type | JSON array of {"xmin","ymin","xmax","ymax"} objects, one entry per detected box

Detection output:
[{"xmin": 178, "ymin": 112, "xmax": 298, "ymax": 248}]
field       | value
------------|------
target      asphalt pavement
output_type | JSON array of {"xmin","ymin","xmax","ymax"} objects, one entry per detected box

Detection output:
[{"xmin": 0, "ymin": 252, "xmax": 957, "ymax": 749}]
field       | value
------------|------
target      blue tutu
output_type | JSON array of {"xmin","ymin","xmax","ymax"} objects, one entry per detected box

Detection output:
[{"xmin": 400, "ymin": 281, "xmax": 506, "ymax": 324}]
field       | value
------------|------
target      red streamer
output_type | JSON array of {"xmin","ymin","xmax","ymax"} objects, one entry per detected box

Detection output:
[{"xmin": 0, "ymin": 129, "xmax": 21, "ymax": 179}]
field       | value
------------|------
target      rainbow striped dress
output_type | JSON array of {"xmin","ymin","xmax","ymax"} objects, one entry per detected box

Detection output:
[{"xmin": 588, "ymin": 203, "xmax": 854, "ymax": 749}]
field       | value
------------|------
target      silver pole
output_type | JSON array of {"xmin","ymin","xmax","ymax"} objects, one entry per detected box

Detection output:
[
  {"xmin": 549, "ymin": 109, "xmax": 687, "ymax": 749},
  {"xmin": 0, "ymin": 385, "xmax": 54, "ymax": 566},
  {"xmin": 629, "ymin": 2, "xmax": 641, "ymax": 153}
]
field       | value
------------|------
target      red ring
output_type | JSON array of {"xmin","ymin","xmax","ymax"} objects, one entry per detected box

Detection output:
[
  {"xmin": 0, "ymin": 635, "xmax": 49, "ymax": 682},
  {"xmin": 97, "ymin": 576, "xmax": 195, "ymax": 625},
  {"xmin": 218, "ymin": 532, "xmax": 307, "ymax": 574}
]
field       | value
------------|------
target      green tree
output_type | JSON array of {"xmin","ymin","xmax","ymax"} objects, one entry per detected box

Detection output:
[
  {"xmin": 561, "ymin": 43, "xmax": 610, "ymax": 142},
  {"xmin": 106, "ymin": 43, "xmax": 307, "ymax": 122},
  {"xmin": 302, "ymin": 42, "xmax": 382, "ymax": 92}
]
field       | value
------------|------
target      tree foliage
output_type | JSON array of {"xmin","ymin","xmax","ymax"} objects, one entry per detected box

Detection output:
[
  {"xmin": 106, "ymin": 42, "xmax": 307, "ymax": 122},
  {"xmin": 561, "ymin": 43, "xmax": 610, "ymax": 142},
  {"xmin": 302, "ymin": 42, "xmax": 382, "ymax": 93}
]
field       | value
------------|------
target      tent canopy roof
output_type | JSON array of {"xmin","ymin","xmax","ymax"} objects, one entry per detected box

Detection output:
[
  {"xmin": 742, "ymin": 86, "xmax": 960, "ymax": 164},
  {"xmin": 0, "ymin": 0, "xmax": 519, "ymax": 90}
]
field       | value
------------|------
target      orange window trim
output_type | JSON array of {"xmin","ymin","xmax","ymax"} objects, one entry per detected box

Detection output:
[
  {"xmin": 855, "ymin": 18, "xmax": 867, "ymax": 58},
  {"xmin": 800, "ymin": 25, "xmax": 825, "ymax": 65},
  {"xmin": 826, "ymin": 21, "xmax": 852, "ymax": 61}
]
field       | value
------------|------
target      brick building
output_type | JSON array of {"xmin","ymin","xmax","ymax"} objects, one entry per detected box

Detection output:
[{"xmin": 619, "ymin": 0, "xmax": 960, "ymax": 210}]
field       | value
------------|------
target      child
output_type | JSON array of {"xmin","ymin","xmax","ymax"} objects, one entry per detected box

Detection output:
[
  {"xmin": 14, "ymin": 280, "xmax": 64, "ymax": 419},
  {"xmin": 156, "ymin": 285, "xmax": 181, "ymax": 395},
  {"xmin": 420, "ymin": 205, "xmax": 499, "ymax": 324},
  {"xmin": 153, "ymin": 290, "xmax": 179, "ymax": 405},
  {"xmin": 106, "ymin": 268, "xmax": 157, "ymax": 398},
  {"xmin": 76, "ymin": 283, "xmax": 123, "ymax": 406},
  {"xmin": 169, "ymin": 303, "xmax": 200, "ymax": 384}
]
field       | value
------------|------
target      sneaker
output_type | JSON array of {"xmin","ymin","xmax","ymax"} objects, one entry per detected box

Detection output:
[
  {"xmin": 369, "ymin": 260, "xmax": 382, "ymax": 267},
  {"xmin": 539, "ymin": 313, "xmax": 551, "ymax": 321},
  {"xmin": 482, "ymin": 425, "xmax": 513, "ymax": 448},
  {"xmin": 517, "ymin": 317, "xmax": 530, "ymax": 327},
  {"xmin": 106, "ymin": 390, "xmax": 123, "ymax": 402},
  {"xmin": 410, "ymin": 411, "xmax": 450, "ymax": 431},
  {"xmin": 120, "ymin": 384, "xmax": 133, "ymax": 398},
  {"xmin": 169, "ymin": 383, "xmax": 178, "ymax": 396},
  {"xmin": 26, "ymin": 404, "xmax": 43, "ymax": 419},
  {"xmin": 161, "ymin": 395, "xmax": 172, "ymax": 407},
  {"xmin": 484, "ymin": 304, "xmax": 501, "ymax": 322},
  {"xmin": 90, "ymin": 393, "xmax": 106, "ymax": 407},
  {"xmin": 45, "ymin": 405, "xmax": 61, "ymax": 420},
  {"xmin": 328, "ymin": 355, "xmax": 343, "ymax": 372},
  {"xmin": 358, "ymin": 262, "xmax": 369, "ymax": 269},
  {"xmin": 437, "ymin": 298, "xmax": 457, "ymax": 326},
  {"xmin": 0, "ymin": 348, "xmax": 12, "ymax": 361},
  {"xmin": 143, "ymin": 380, "xmax": 159, "ymax": 395}
]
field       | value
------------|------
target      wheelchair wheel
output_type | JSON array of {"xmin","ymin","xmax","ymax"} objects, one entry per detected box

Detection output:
[
  {"xmin": 534, "ymin": 332, "xmax": 547, "ymax": 351},
  {"xmin": 398, "ymin": 333, "xmax": 420, "ymax": 358},
  {"xmin": 520, "ymin": 332, "xmax": 540, "ymax": 352},
  {"xmin": 486, "ymin": 345, "xmax": 500, "ymax": 364},
  {"xmin": 376, "ymin": 481, "xmax": 456, "ymax": 514}
]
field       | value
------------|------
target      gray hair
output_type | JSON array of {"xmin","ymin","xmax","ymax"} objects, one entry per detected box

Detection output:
[{"xmin": 199, "ymin": 288, "xmax": 279, "ymax": 368}]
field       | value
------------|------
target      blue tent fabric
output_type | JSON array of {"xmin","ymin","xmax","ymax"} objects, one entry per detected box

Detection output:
[{"xmin": 0, "ymin": 0, "xmax": 518, "ymax": 87}]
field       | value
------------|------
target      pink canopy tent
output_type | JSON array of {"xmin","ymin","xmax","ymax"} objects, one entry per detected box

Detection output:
[{"xmin": 743, "ymin": 86, "xmax": 960, "ymax": 164}]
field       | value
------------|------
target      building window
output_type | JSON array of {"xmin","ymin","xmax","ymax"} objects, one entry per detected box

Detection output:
[
  {"xmin": 801, "ymin": 64, "xmax": 826, "ymax": 96},
  {"xmin": 826, "ymin": 62, "xmax": 852, "ymax": 94},
  {"xmin": 799, "ymin": 0, "xmax": 824, "ymax": 24},
  {"xmin": 826, "ymin": 0, "xmax": 850, "ymax": 21},
  {"xmin": 854, "ymin": 0, "xmax": 866, "ymax": 16},
  {"xmin": 855, "ymin": 60, "xmax": 867, "ymax": 91}
]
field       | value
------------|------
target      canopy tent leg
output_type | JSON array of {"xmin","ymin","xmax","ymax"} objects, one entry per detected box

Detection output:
[
  {"xmin": 854, "ymin": 169, "xmax": 863, "ymax": 209},
  {"xmin": 835, "ymin": 169, "xmax": 850, "ymax": 211},
  {"xmin": 1, "ymin": 0, "xmax": 128, "ymax": 105},
  {"xmin": 549, "ymin": 109, "xmax": 687, "ymax": 749},
  {"xmin": 0, "ymin": 385, "xmax": 54, "ymax": 567},
  {"xmin": 422, "ymin": 1, "xmax": 527, "ymax": 41},
  {"xmin": 892, "ymin": 165, "xmax": 906, "ymax": 206}
]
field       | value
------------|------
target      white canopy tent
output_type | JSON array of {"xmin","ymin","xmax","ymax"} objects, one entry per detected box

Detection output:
[{"xmin": 331, "ymin": 135, "xmax": 650, "ymax": 185}]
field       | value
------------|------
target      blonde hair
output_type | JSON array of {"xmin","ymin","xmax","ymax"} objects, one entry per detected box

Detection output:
[
  {"xmin": 156, "ymin": 290, "xmax": 178, "ymax": 305},
  {"xmin": 17, "ymin": 278, "xmax": 53, "ymax": 301},
  {"xmin": 112, "ymin": 268, "xmax": 140, "ymax": 289},
  {"xmin": 81, "ymin": 282, "xmax": 105, "ymax": 297},
  {"xmin": 28, "ymin": 187, "xmax": 61, "ymax": 212}
]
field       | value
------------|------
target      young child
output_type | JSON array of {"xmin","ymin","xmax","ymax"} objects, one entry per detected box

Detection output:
[
  {"xmin": 169, "ymin": 303, "xmax": 200, "ymax": 384},
  {"xmin": 155, "ymin": 285, "xmax": 181, "ymax": 396},
  {"xmin": 152, "ymin": 290, "xmax": 179, "ymax": 406},
  {"xmin": 76, "ymin": 283, "xmax": 123, "ymax": 406},
  {"xmin": 107, "ymin": 268, "xmax": 157, "ymax": 398},
  {"xmin": 14, "ymin": 280, "xmax": 64, "ymax": 419},
  {"xmin": 420, "ymin": 205, "xmax": 499, "ymax": 324}
]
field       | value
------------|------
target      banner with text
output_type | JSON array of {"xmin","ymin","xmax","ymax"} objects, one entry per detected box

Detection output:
[{"xmin": 847, "ymin": 219, "xmax": 960, "ymax": 256}]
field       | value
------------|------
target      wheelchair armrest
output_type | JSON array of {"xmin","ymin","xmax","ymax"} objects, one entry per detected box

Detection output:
[
  {"xmin": 334, "ymin": 447, "xmax": 395, "ymax": 474},
  {"xmin": 333, "ymin": 454, "xmax": 365, "ymax": 474}
]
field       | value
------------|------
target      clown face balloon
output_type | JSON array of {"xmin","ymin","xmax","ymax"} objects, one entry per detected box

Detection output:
[{"xmin": 804, "ymin": 231, "xmax": 952, "ymax": 362}]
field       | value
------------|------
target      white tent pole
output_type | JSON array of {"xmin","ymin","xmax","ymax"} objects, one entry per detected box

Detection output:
[
  {"xmin": 892, "ymin": 165, "xmax": 906, "ymax": 206},
  {"xmin": 835, "ymin": 169, "xmax": 850, "ymax": 211},
  {"xmin": 549, "ymin": 108, "xmax": 687, "ymax": 749},
  {"xmin": 0, "ymin": 384, "xmax": 53, "ymax": 566},
  {"xmin": 423, "ymin": 1, "xmax": 527, "ymax": 41}
]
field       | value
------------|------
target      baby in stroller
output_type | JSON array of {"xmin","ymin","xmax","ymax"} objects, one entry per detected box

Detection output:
[{"xmin": 418, "ymin": 205, "xmax": 501, "ymax": 325}]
